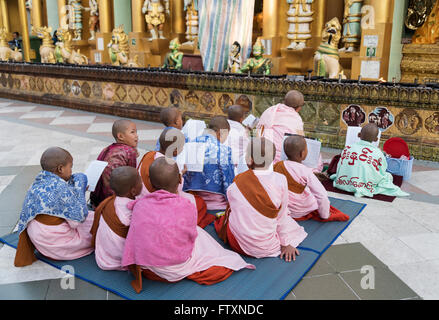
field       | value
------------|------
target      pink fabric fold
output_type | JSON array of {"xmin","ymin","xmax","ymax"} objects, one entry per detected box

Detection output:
[{"xmin": 122, "ymin": 190, "xmax": 198, "ymax": 268}]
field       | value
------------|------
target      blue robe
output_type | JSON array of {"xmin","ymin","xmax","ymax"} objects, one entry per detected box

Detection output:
[
  {"xmin": 17, "ymin": 171, "xmax": 89, "ymax": 234},
  {"xmin": 183, "ymin": 134, "xmax": 235, "ymax": 197}
]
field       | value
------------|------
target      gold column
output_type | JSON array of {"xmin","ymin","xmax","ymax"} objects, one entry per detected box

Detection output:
[
  {"xmin": 99, "ymin": 0, "xmax": 114, "ymax": 33},
  {"xmin": 351, "ymin": 0, "xmax": 395, "ymax": 80},
  {"xmin": 312, "ymin": 0, "xmax": 327, "ymax": 40},
  {"xmin": 58, "ymin": 0, "xmax": 67, "ymax": 28},
  {"xmin": 32, "ymin": 0, "xmax": 44, "ymax": 28},
  {"xmin": 18, "ymin": 0, "xmax": 31, "ymax": 62},
  {"xmin": 365, "ymin": 0, "xmax": 394, "ymax": 25},
  {"xmin": 0, "ymin": 0, "xmax": 10, "ymax": 32},
  {"xmin": 171, "ymin": 0, "xmax": 185, "ymax": 37},
  {"xmin": 131, "ymin": 0, "xmax": 145, "ymax": 33},
  {"xmin": 263, "ymin": 0, "xmax": 279, "ymax": 38}
]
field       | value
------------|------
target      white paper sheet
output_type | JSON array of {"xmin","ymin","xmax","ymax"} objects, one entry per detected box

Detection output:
[
  {"xmin": 302, "ymin": 139, "xmax": 322, "ymax": 169},
  {"xmin": 175, "ymin": 146, "xmax": 186, "ymax": 172},
  {"xmin": 345, "ymin": 126, "xmax": 381, "ymax": 148},
  {"xmin": 84, "ymin": 160, "xmax": 108, "ymax": 192},
  {"xmin": 242, "ymin": 114, "xmax": 259, "ymax": 129},
  {"xmin": 184, "ymin": 142, "xmax": 206, "ymax": 172},
  {"xmin": 182, "ymin": 119, "xmax": 207, "ymax": 141},
  {"xmin": 360, "ymin": 60, "xmax": 380, "ymax": 79},
  {"xmin": 280, "ymin": 134, "xmax": 321, "ymax": 169}
]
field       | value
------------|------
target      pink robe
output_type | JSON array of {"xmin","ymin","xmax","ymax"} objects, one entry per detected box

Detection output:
[
  {"xmin": 282, "ymin": 160, "xmax": 330, "ymax": 219},
  {"xmin": 227, "ymin": 170, "xmax": 308, "ymax": 258},
  {"xmin": 122, "ymin": 190, "xmax": 254, "ymax": 282},
  {"xmin": 257, "ymin": 104, "xmax": 304, "ymax": 163},
  {"xmin": 94, "ymin": 197, "xmax": 132, "ymax": 271},
  {"xmin": 144, "ymin": 226, "xmax": 255, "ymax": 282},
  {"xmin": 194, "ymin": 191, "xmax": 227, "ymax": 211},
  {"xmin": 26, "ymin": 211, "xmax": 95, "ymax": 261}
]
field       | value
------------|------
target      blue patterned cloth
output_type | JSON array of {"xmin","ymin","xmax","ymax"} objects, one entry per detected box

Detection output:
[
  {"xmin": 183, "ymin": 134, "xmax": 235, "ymax": 196},
  {"xmin": 17, "ymin": 171, "xmax": 89, "ymax": 234}
]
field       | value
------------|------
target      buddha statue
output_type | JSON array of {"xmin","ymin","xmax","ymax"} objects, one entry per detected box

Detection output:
[
  {"xmin": 226, "ymin": 41, "xmax": 242, "ymax": 73},
  {"xmin": 239, "ymin": 38, "xmax": 272, "ymax": 75},
  {"xmin": 142, "ymin": 0, "xmax": 170, "ymax": 41},
  {"xmin": 163, "ymin": 38, "xmax": 184, "ymax": 70}
]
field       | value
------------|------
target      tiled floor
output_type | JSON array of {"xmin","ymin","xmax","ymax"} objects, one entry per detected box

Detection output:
[{"xmin": 0, "ymin": 98, "xmax": 437, "ymax": 300}]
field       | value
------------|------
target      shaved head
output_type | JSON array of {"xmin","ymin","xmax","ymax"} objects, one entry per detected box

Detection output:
[
  {"xmin": 149, "ymin": 157, "xmax": 180, "ymax": 193},
  {"xmin": 209, "ymin": 115, "xmax": 230, "ymax": 132},
  {"xmin": 284, "ymin": 135, "xmax": 307, "ymax": 162},
  {"xmin": 360, "ymin": 123, "xmax": 379, "ymax": 143},
  {"xmin": 284, "ymin": 90, "xmax": 305, "ymax": 110},
  {"xmin": 160, "ymin": 106, "xmax": 182, "ymax": 128},
  {"xmin": 159, "ymin": 128, "xmax": 185, "ymax": 157},
  {"xmin": 246, "ymin": 137, "xmax": 276, "ymax": 169},
  {"xmin": 110, "ymin": 166, "xmax": 142, "ymax": 197},
  {"xmin": 207, "ymin": 115, "xmax": 230, "ymax": 143},
  {"xmin": 112, "ymin": 119, "xmax": 133, "ymax": 140},
  {"xmin": 227, "ymin": 105, "xmax": 245, "ymax": 123},
  {"xmin": 40, "ymin": 147, "xmax": 72, "ymax": 172}
]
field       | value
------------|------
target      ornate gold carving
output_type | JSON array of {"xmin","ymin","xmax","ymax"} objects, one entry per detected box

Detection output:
[{"xmin": 405, "ymin": 0, "xmax": 435, "ymax": 30}]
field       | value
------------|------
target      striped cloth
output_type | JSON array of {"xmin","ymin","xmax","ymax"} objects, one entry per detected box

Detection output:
[{"xmin": 198, "ymin": 0, "xmax": 255, "ymax": 72}]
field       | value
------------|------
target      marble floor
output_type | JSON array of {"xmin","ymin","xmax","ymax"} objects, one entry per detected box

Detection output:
[{"xmin": 0, "ymin": 98, "xmax": 438, "ymax": 300}]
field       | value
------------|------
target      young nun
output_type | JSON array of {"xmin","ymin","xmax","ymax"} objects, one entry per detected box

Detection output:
[
  {"xmin": 274, "ymin": 135, "xmax": 349, "ymax": 222},
  {"xmin": 14, "ymin": 147, "xmax": 94, "ymax": 267},
  {"xmin": 154, "ymin": 106, "xmax": 184, "ymax": 151},
  {"xmin": 138, "ymin": 128, "xmax": 212, "ymax": 228},
  {"xmin": 256, "ymin": 90, "xmax": 305, "ymax": 163},
  {"xmin": 90, "ymin": 166, "xmax": 143, "ymax": 271},
  {"xmin": 215, "ymin": 137, "xmax": 308, "ymax": 262},
  {"xmin": 257, "ymin": 90, "xmax": 324, "ymax": 171},
  {"xmin": 90, "ymin": 119, "xmax": 139, "ymax": 208},
  {"xmin": 122, "ymin": 157, "xmax": 254, "ymax": 293},
  {"xmin": 183, "ymin": 116, "xmax": 235, "ymax": 211},
  {"xmin": 330, "ymin": 123, "xmax": 409, "ymax": 198}
]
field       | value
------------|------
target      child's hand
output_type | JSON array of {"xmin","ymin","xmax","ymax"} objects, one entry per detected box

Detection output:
[{"xmin": 280, "ymin": 245, "xmax": 299, "ymax": 262}]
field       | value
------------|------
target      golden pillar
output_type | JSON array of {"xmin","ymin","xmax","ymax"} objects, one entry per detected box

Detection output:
[
  {"xmin": 365, "ymin": 0, "xmax": 394, "ymax": 24},
  {"xmin": 99, "ymin": 0, "xmax": 114, "ymax": 33},
  {"xmin": 32, "ymin": 0, "xmax": 44, "ymax": 28},
  {"xmin": 58, "ymin": 0, "xmax": 67, "ymax": 28},
  {"xmin": 0, "ymin": 0, "xmax": 10, "ymax": 32},
  {"xmin": 18, "ymin": 0, "xmax": 31, "ymax": 62},
  {"xmin": 131, "ymin": 0, "xmax": 145, "ymax": 33},
  {"xmin": 171, "ymin": 0, "xmax": 185, "ymax": 39},
  {"xmin": 352, "ymin": 0, "xmax": 395, "ymax": 80},
  {"xmin": 90, "ymin": 0, "xmax": 114, "ymax": 64},
  {"xmin": 311, "ymin": 0, "xmax": 327, "ymax": 44},
  {"xmin": 263, "ymin": 0, "xmax": 279, "ymax": 39}
]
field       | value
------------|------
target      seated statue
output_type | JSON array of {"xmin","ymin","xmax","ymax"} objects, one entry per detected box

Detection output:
[
  {"xmin": 163, "ymin": 38, "xmax": 184, "ymax": 70},
  {"xmin": 226, "ymin": 41, "xmax": 241, "ymax": 73},
  {"xmin": 239, "ymin": 38, "xmax": 272, "ymax": 75}
]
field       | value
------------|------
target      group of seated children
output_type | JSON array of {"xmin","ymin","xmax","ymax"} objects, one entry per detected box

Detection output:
[{"xmin": 14, "ymin": 90, "xmax": 407, "ymax": 293}]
